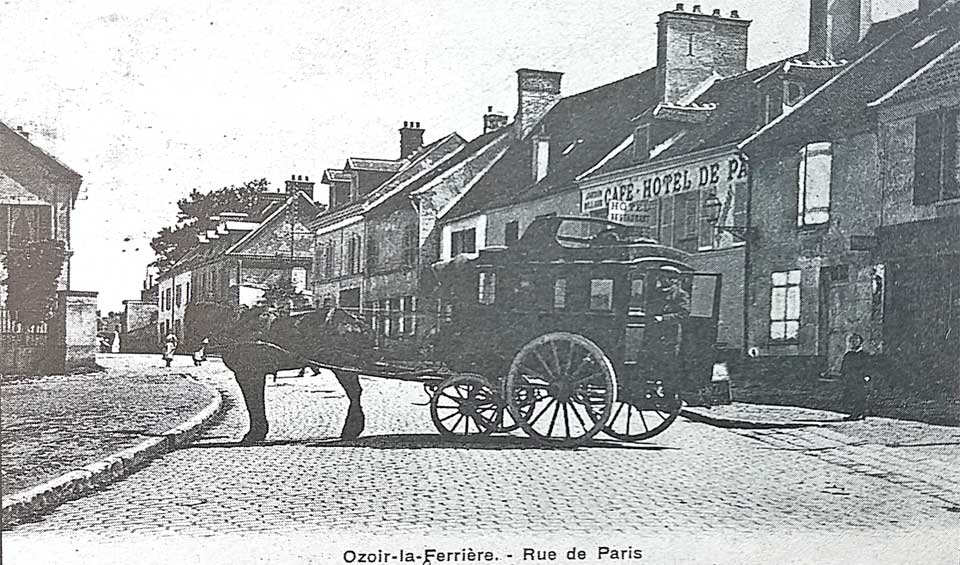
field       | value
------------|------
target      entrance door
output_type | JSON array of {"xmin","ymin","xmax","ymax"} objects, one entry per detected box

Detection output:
[{"xmin": 338, "ymin": 288, "xmax": 361, "ymax": 309}]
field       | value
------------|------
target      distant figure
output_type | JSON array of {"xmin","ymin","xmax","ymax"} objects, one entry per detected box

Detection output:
[
  {"xmin": 111, "ymin": 325, "xmax": 121, "ymax": 353},
  {"xmin": 162, "ymin": 333, "xmax": 179, "ymax": 368},
  {"xmin": 841, "ymin": 333, "xmax": 872, "ymax": 421},
  {"xmin": 193, "ymin": 336, "xmax": 210, "ymax": 367}
]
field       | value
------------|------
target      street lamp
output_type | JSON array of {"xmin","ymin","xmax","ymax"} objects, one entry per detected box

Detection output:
[{"xmin": 703, "ymin": 193, "xmax": 758, "ymax": 243}]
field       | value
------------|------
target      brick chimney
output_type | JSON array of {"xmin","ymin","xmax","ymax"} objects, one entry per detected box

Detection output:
[
  {"xmin": 284, "ymin": 174, "xmax": 315, "ymax": 200},
  {"xmin": 808, "ymin": 0, "xmax": 872, "ymax": 61},
  {"xmin": 655, "ymin": 4, "xmax": 751, "ymax": 104},
  {"xmin": 516, "ymin": 69, "xmax": 563, "ymax": 138},
  {"xmin": 399, "ymin": 121, "xmax": 425, "ymax": 159},
  {"xmin": 483, "ymin": 106, "xmax": 509, "ymax": 134}
]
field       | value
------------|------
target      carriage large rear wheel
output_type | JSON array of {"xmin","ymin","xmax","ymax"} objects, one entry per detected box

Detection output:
[
  {"xmin": 505, "ymin": 332, "xmax": 616, "ymax": 446},
  {"xmin": 430, "ymin": 374, "xmax": 500, "ymax": 439},
  {"xmin": 603, "ymin": 387, "xmax": 682, "ymax": 442}
]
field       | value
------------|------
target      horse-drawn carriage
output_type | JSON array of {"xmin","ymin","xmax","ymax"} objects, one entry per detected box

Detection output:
[{"xmin": 213, "ymin": 216, "xmax": 729, "ymax": 446}]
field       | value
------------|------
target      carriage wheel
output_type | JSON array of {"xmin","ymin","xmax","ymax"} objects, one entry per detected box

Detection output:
[
  {"xmin": 430, "ymin": 375, "xmax": 501, "ymax": 439},
  {"xmin": 603, "ymin": 387, "xmax": 682, "ymax": 442},
  {"xmin": 505, "ymin": 332, "xmax": 617, "ymax": 446},
  {"xmin": 497, "ymin": 375, "xmax": 537, "ymax": 433}
]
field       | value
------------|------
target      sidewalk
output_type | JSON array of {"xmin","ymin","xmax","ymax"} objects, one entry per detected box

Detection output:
[{"xmin": 1, "ymin": 354, "xmax": 223, "ymax": 524}]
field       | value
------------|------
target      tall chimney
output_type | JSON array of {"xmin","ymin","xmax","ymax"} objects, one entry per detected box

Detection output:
[
  {"xmin": 655, "ymin": 5, "xmax": 751, "ymax": 104},
  {"xmin": 399, "ymin": 121, "xmax": 425, "ymax": 160},
  {"xmin": 285, "ymin": 174, "xmax": 315, "ymax": 200},
  {"xmin": 516, "ymin": 69, "xmax": 563, "ymax": 138},
  {"xmin": 808, "ymin": 0, "xmax": 872, "ymax": 61},
  {"xmin": 483, "ymin": 106, "xmax": 509, "ymax": 134}
]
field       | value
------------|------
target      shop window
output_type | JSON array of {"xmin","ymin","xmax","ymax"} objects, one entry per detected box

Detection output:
[
  {"xmin": 478, "ymin": 272, "xmax": 496, "ymax": 306},
  {"xmin": 589, "ymin": 279, "xmax": 614, "ymax": 311},
  {"xmin": 914, "ymin": 107, "xmax": 960, "ymax": 205},
  {"xmin": 402, "ymin": 296, "xmax": 417, "ymax": 335},
  {"xmin": 451, "ymin": 227, "xmax": 476, "ymax": 255},
  {"xmin": 770, "ymin": 270, "xmax": 801, "ymax": 341},
  {"xmin": 186, "ymin": 282, "xmax": 191, "ymax": 304},
  {"xmin": 505, "ymin": 221, "xmax": 520, "ymax": 247},
  {"xmin": 797, "ymin": 142, "xmax": 832, "ymax": 227},
  {"xmin": 553, "ymin": 278, "xmax": 567, "ymax": 310}
]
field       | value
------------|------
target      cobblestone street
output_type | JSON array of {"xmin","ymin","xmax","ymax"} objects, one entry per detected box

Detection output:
[{"xmin": 3, "ymin": 356, "xmax": 958, "ymax": 563}]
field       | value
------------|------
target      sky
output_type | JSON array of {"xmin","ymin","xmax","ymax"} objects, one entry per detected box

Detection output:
[{"xmin": 1, "ymin": 0, "xmax": 917, "ymax": 312}]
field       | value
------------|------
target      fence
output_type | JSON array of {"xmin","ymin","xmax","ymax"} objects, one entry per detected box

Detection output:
[{"xmin": 0, "ymin": 307, "xmax": 50, "ymax": 373}]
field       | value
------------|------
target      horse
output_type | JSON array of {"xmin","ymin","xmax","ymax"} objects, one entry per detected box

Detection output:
[{"xmin": 190, "ymin": 303, "xmax": 372, "ymax": 445}]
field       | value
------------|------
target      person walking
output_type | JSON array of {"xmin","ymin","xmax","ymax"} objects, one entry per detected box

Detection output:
[
  {"xmin": 193, "ymin": 336, "xmax": 209, "ymax": 367},
  {"xmin": 840, "ymin": 333, "xmax": 872, "ymax": 421},
  {"xmin": 162, "ymin": 332, "xmax": 178, "ymax": 368}
]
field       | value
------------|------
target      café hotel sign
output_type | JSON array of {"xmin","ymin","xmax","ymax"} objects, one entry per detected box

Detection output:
[{"xmin": 581, "ymin": 152, "xmax": 749, "ymax": 223}]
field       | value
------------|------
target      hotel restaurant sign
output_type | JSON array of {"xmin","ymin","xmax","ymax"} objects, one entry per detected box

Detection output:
[{"xmin": 582, "ymin": 152, "xmax": 749, "ymax": 224}]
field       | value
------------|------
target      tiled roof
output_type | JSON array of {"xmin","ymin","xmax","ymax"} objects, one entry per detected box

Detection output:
[
  {"xmin": 444, "ymin": 70, "xmax": 658, "ymax": 220},
  {"xmin": 345, "ymin": 157, "xmax": 403, "ymax": 173},
  {"xmin": 742, "ymin": 2, "xmax": 958, "ymax": 149}
]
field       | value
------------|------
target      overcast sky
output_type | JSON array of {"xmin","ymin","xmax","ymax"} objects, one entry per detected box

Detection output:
[{"xmin": 1, "ymin": 0, "xmax": 916, "ymax": 312}]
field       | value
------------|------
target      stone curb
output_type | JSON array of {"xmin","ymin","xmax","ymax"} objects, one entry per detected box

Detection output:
[
  {"xmin": 679, "ymin": 407, "xmax": 828, "ymax": 429},
  {"xmin": 1, "ymin": 375, "xmax": 224, "ymax": 528}
]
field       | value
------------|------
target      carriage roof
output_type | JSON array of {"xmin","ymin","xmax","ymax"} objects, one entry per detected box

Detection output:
[{"xmin": 433, "ymin": 216, "xmax": 692, "ymax": 275}]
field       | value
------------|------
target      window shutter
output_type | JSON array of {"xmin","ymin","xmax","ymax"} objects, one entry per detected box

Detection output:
[{"xmin": 914, "ymin": 112, "xmax": 941, "ymax": 205}]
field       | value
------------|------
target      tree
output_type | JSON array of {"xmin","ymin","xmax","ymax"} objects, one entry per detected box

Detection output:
[
  {"xmin": 2, "ymin": 239, "xmax": 66, "ymax": 326},
  {"xmin": 150, "ymin": 178, "xmax": 271, "ymax": 273}
]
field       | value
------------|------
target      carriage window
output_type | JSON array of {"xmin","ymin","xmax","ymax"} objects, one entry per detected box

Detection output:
[
  {"xmin": 628, "ymin": 277, "xmax": 645, "ymax": 315},
  {"xmin": 590, "ymin": 279, "xmax": 614, "ymax": 311},
  {"xmin": 553, "ymin": 278, "xmax": 567, "ymax": 309},
  {"xmin": 478, "ymin": 272, "xmax": 496, "ymax": 305}
]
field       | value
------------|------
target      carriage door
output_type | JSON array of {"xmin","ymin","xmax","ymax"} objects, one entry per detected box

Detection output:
[{"xmin": 623, "ymin": 270, "xmax": 648, "ymax": 370}]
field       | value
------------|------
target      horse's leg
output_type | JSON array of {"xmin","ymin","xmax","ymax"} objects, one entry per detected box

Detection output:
[
  {"xmin": 334, "ymin": 371, "xmax": 365, "ymax": 439},
  {"xmin": 235, "ymin": 369, "xmax": 269, "ymax": 445}
]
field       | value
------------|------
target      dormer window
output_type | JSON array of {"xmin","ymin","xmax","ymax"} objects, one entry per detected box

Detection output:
[
  {"xmin": 634, "ymin": 124, "xmax": 651, "ymax": 161},
  {"xmin": 534, "ymin": 137, "xmax": 550, "ymax": 183}
]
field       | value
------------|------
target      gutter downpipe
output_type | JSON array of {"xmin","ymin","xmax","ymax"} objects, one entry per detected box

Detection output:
[{"xmin": 742, "ymin": 152, "xmax": 754, "ymax": 357}]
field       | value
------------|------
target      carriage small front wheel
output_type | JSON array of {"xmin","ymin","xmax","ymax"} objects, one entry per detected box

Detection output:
[
  {"xmin": 430, "ymin": 374, "xmax": 501, "ymax": 438},
  {"xmin": 505, "ymin": 332, "xmax": 617, "ymax": 446}
]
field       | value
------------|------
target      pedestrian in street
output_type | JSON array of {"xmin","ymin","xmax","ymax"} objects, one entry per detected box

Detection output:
[
  {"xmin": 193, "ymin": 336, "xmax": 209, "ymax": 367},
  {"xmin": 162, "ymin": 332, "xmax": 179, "ymax": 368},
  {"xmin": 840, "ymin": 333, "xmax": 872, "ymax": 421}
]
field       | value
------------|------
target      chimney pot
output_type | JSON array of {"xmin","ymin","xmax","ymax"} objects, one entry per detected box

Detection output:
[
  {"xmin": 298, "ymin": 175, "xmax": 302, "ymax": 181},
  {"xmin": 291, "ymin": 174, "xmax": 296, "ymax": 180},
  {"xmin": 305, "ymin": 176, "xmax": 309, "ymax": 181},
  {"xmin": 488, "ymin": 105, "xmax": 493, "ymax": 112},
  {"xmin": 730, "ymin": 9, "xmax": 739, "ymax": 18},
  {"xmin": 712, "ymin": 8, "xmax": 721, "ymax": 16},
  {"xmin": 675, "ymin": 3, "xmax": 684, "ymax": 10},
  {"xmin": 692, "ymin": 4, "xmax": 702, "ymax": 13}
]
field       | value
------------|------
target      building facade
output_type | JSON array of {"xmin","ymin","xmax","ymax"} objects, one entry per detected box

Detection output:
[{"xmin": 741, "ymin": 0, "xmax": 958, "ymax": 384}]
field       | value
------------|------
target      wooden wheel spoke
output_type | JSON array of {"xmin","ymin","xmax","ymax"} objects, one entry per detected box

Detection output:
[
  {"xmin": 638, "ymin": 408, "xmax": 650, "ymax": 432},
  {"xmin": 568, "ymin": 400, "xmax": 590, "ymax": 431},
  {"xmin": 546, "ymin": 401, "xmax": 561, "ymax": 437},
  {"xmin": 532, "ymin": 350, "xmax": 557, "ymax": 381},
  {"xmin": 528, "ymin": 397, "xmax": 557, "ymax": 427},
  {"xmin": 562, "ymin": 402, "xmax": 572, "ymax": 438}
]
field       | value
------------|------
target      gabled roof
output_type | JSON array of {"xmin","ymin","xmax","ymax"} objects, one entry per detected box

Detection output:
[
  {"xmin": 322, "ymin": 168, "xmax": 354, "ymax": 183},
  {"xmin": 0, "ymin": 121, "xmax": 83, "ymax": 203},
  {"xmin": 226, "ymin": 191, "xmax": 320, "ymax": 256},
  {"xmin": 444, "ymin": 70, "xmax": 658, "ymax": 220},
  {"xmin": 741, "ymin": 1, "xmax": 959, "ymax": 150}
]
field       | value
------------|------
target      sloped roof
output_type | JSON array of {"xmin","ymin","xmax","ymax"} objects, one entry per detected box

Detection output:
[
  {"xmin": 0, "ymin": 171, "xmax": 44, "ymax": 204},
  {"xmin": 311, "ymin": 134, "xmax": 465, "ymax": 231},
  {"xmin": 0, "ymin": 121, "xmax": 82, "ymax": 203},
  {"xmin": 345, "ymin": 157, "xmax": 403, "ymax": 173},
  {"xmin": 445, "ymin": 70, "xmax": 658, "ymax": 220},
  {"xmin": 322, "ymin": 168, "xmax": 354, "ymax": 183},
  {"xmin": 741, "ymin": 1, "xmax": 959, "ymax": 150}
]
